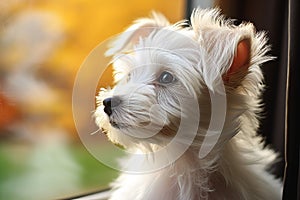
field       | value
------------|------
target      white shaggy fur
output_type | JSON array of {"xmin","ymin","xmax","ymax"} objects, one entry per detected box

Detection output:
[{"xmin": 94, "ymin": 8, "xmax": 282, "ymax": 200}]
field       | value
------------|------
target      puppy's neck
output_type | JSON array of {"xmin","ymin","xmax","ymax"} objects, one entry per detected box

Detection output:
[{"xmin": 150, "ymin": 141, "xmax": 237, "ymax": 199}]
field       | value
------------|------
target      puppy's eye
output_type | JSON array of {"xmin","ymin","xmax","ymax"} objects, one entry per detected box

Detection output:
[
  {"xmin": 158, "ymin": 71, "xmax": 176, "ymax": 84},
  {"xmin": 127, "ymin": 73, "xmax": 131, "ymax": 82}
]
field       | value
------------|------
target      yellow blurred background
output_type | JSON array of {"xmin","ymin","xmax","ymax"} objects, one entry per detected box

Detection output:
[
  {"xmin": 0, "ymin": 0, "xmax": 184, "ymax": 199},
  {"xmin": 0, "ymin": 0, "xmax": 184, "ymax": 137}
]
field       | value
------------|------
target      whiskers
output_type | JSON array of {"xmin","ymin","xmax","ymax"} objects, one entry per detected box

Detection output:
[{"xmin": 89, "ymin": 127, "xmax": 101, "ymax": 135}]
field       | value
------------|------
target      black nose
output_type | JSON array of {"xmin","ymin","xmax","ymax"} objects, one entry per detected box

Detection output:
[{"xmin": 103, "ymin": 97, "xmax": 121, "ymax": 116}]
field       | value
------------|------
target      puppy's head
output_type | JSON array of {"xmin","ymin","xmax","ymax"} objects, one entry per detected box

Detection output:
[{"xmin": 94, "ymin": 8, "xmax": 272, "ymax": 153}]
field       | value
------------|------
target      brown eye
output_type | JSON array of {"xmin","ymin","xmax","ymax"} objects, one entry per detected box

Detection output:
[{"xmin": 158, "ymin": 71, "xmax": 176, "ymax": 84}]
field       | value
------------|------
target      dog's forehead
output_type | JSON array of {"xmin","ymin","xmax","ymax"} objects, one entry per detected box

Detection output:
[
  {"xmin": 141, "ymin": 28, "xmax": 197, "ymax": 52},
  {"xmin": 123, "ymin": 49, "xmax": 185, "ymax": 80},
  {"xmin": 112, "ymin": 28, "xmax": 201, "ymax": 84},
  {"xmin": 126, "ymin": 52, "xmax": 170, "ymax": 80},
  {"xmin": 128, "ymin": 29, "xmax": 199, "ymax": 68}
]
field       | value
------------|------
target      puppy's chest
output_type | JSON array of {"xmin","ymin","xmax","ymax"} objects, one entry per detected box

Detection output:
[
  {"xmin": 129, "ymin": 171, "xmax": 181, "ymax": 200},
  {"xmin": 114, "ymin": 166, "xmax": 243, "ymax": 200},
  {"xmin": 115, "ymin": 169, "xmax": 200, "ymax": 200}
]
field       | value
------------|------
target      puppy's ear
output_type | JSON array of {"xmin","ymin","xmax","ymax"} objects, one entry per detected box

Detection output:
[
  {"xmin": 105, "ymin": 12, "xmax": 170, "ymax": 56},
  {"xmin": 191, "ymin": 8, "xmax": 258, "ymax": 89},
  {"xmin": 223, "ymin": 39, "xmax": 251, "ymax": 86}
]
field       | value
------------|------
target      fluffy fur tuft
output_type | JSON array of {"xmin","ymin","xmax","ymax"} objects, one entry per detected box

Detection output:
[{"xmin": 94, "ymin": 8, "xmax": 282, "ymax": 200}]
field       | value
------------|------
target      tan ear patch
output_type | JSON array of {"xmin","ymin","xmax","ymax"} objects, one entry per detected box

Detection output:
[
  {"xmin": 229, "ymin": 39, "xmax": 251, "ymax": 74},
  {"xmin": 224, "ymin": 39, "xmax": 251, "ymax": 83}
]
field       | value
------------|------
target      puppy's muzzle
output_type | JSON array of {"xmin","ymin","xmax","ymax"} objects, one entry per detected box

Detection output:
[{"xmin": 103, "ymin": 96, "xmax": 122, "ymax": 116}]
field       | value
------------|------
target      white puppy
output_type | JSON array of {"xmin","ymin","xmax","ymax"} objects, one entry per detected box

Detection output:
[{"xmin": 94, "ymin": 8, "xmax": 282, "ymax": 200}]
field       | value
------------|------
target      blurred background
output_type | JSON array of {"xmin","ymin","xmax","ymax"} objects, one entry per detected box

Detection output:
[{"xmin": 1, "ymin": 0, "xmax": 292, "ymax": 199}]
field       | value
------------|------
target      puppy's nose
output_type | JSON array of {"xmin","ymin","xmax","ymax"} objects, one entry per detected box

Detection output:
[{"xmin": 103, "ymin": 97, "xmax": 121, "ymax": 116}]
